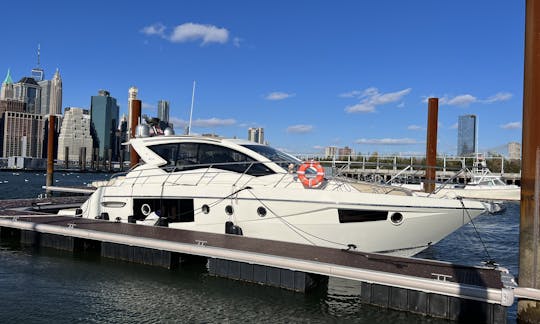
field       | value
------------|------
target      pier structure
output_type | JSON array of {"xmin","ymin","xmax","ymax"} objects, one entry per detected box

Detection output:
[
  {"xmin": 518, "ymin": 0, "xmax": 540, "ymax": 321},
  {"xmin": 0, "ymin": 197, "xmax": 536, "ymax": 323}
]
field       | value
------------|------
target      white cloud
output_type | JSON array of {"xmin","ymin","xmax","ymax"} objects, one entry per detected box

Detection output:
[
  {"xmin": 355, "ymin": 138, "xmax": 420, "ymax": 145},
  {"xmin": 313, "ymin": 145, "xmax": 324, "ymax": 150},
  {"xmin": 265, "ymin": 92, "xmax": 295, "ymax": 101},
  {"xmin": 450, "ymin": 122, "xmax": 458, "ymax": 129},
  {"xmin": 169, "ymin": 23, "xmax": 229, "ymax": 45},
  {"xmin": 193, "ymin": 118, "xmax": 236, "ymax": 127},
  {"xmin": 500, "ymin": 122, "xmax": 521, "ymax": 129},
  {"xmin": 233, "ymin": 37, "xmax": 242, "ymax": 47},
  {"xmin": 407, "ymin": 125, "xmax": 423, "ymax": 131},
  {"xmin": 445, "ymin": 94, "xmax": 477, "ymax": 106},
  {"xmin": 168, "ymin": 117, "xmax": 236, "ymax": 128},
  {"xmin": 141, "ymin": 23, "xmax": 166, "ymax": 37},
  {"xmin": 422, "ymin": 91, "xmax": 513, "ymax": 107},
  {"xmin": 142, "ymin": 102, "xmax": 156, "ymax": 111},
  {"xmin": 287, "ymin": 124, "xmax": 313, "ymax": 133},
  {"xmin": 142, "ymin": 22, "xmax": 231, "ymax": 45},
  {"xmin": 343, "ymin": 87, "xmax": 412, "ymax": 113},
  {"xmin": 483, "ymin": 92, "xmax": 513, "ymax": 103}
]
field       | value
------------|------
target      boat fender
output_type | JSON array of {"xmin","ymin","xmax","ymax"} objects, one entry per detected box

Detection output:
[
  {"xmin": 95, "ymin": 212, "xmax": 109, "ymax": 220},
  {"xmin": 225, "ymin": 221, "xmax": 243, "ymax": 235},
  {"xmin": 141, "ymin": 203, "xmax": 152, "ymax": 216}
]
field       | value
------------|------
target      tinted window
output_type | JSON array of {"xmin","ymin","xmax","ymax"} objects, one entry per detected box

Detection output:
[{"xmin": 149, "ymin": 143, "xmax": 274, "ymax": 176}]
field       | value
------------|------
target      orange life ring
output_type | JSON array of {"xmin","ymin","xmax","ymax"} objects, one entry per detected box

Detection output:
[{"xmin": 297, "ymin": 160, "xmax": 325, "ymax": 187}]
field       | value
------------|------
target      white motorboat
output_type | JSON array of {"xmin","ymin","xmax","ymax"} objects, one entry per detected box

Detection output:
[{"xmin": 64, "ymin": 135, "xmax": 488, "ymax": 257}]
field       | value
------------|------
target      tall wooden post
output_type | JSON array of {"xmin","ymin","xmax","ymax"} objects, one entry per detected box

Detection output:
[
  {"xmin": 518, "ymin": 1, "xmax": 540, "ymax": 322},
  {"xmin": 80, "ymin": 147, "xmax": 86, "ymax": 171},
  {"xmin": 45, "ymin": 115, "xmax": 55, "ymax": 194},
  {"xmin": 130, "ymin": 99, "xmax": 141, "ymax": 168},
  {"xmin": 425, "ymin": 98, "xmax": 438, "ymax": 193},
  {"xmin": 64, "ymin": 147, "xmax": 69, "ymax": 169}
]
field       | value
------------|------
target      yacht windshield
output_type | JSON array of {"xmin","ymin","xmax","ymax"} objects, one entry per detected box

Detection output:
[{"xmin": 242, "ymin": 144, "xmax": 301, "ymax": 170}]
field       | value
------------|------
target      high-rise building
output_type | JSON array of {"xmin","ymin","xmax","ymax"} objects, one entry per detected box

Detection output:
[
  {"xmin": 508, "ymin": 142, "xmax": 521, "ymax": 160},
  {"xmin": 325, "ymin": 146, "xmax": 338, "ymax": 158},
  {"xmin": 38, "ymin": 69, "xmax": 62, "ymax": 115},
  {"xmin": 0, "ymin": 111, "xmax": 45, "ymax": 158},
  {"xmin": 0, "ymin": 99, "xmax": 25, "ymax": 114},
  {"xmin": 248, "ymin": 127, "xmax": 264, "ymax": 144},
  {"xmin": 57, "ymin": 107, "xmax": 93, "ymax": 163},
  {"xmin": 338, "ymin": 146, "xmax": 354, "ymax": 157},
  {"xmin": 457, "ymin": 114, "xmax": 476, "ymax": 156},
  {"xmin": 31, "ymin": 44, "xmax": 44, "ymax": 82},
  {"xmin": 90, "ymin": 90, "xmax": 119, "ymax": 161},
  {"xmin": 127, "ymin": 86, "xmax": 138, "ymax": 137},
  {"xmin": 158, "ymin": 100, "xmax": 170, "ymax": 123},
  {"xmin": 1, "ymin": 69, "xmax": 14, "ymax": 100},
  {"xmin": 13, "ymin": 77, "xmax": 41, "ymax": 114}
]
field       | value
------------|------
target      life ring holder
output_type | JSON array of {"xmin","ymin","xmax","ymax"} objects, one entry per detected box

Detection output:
[{"xmin": 297, "ymin": 160, "xmax": 325, "ymax": 188}]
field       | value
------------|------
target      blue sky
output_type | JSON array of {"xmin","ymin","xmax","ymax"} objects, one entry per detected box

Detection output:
[{"xmin": 0, "ymin": 1, "xmax": 525, "ymax": 155}]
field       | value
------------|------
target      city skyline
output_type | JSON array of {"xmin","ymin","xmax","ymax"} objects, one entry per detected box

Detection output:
[{"xmin": 0, "ymin": 1, "xmax": 524, "ymax": 155}]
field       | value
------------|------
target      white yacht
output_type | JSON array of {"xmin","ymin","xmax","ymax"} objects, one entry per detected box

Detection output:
[{"xmin": 66, "ymin": 135, "xmax": 488, "ymax": 257}]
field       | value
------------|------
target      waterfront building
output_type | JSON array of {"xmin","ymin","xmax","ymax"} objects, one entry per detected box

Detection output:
[
  {"xmin": 248, "ymin": 127, "xmax": 264, "ymax": 144},
  {"xmin": 338, "ymin": 146, "xmax": 354, "ymax": 157},
  {"xmin": 116, "ymin": 114, "xmax": 129, "ymax": 161},
  {"xmin": 57, "ymin": 107, "xmax": 93, "ymax": 163},
  {"xmin": 325, "ymin": 146, "xmax": 338, "ymax": 158},
  {"xmin": 0, "ymin": 69, "xmax": 14, "ymax": 100},
  {"xmin": 127, "ymin": 86, "xmax": 138, "ymax": 138},
  {"xmin": 158, "ymin": 100, "xmax": 170, "ymax": 123},
  {"xmin": 508, "ymin": 142, "xmax": 521, "ymax": 160},
  {"xmin": 0, "ymin": 111, "xmax": 45, "ymax": 158},
  {"xmin": 90, "ymin": 90, "xmax": 119, "ymax": 161},
  {"xmin": 38, "ymin": 69, "xmax": 62, "ymax": 116},
  {"xmin": 13, "ymin": 77, "xmax": 41, "ymax": 114},
  {"xmin": 457, "ymin": 114, "xmax": 477, "ymax": 156}
]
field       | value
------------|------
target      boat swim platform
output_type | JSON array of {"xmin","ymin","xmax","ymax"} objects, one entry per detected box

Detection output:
[{"xmin": 0, "ymin": 198, "xmax": 525, "ymax": 323}]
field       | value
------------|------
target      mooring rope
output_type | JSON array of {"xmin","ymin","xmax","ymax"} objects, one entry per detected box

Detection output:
[{"xmin": 457, "ymin": 197, "xmax": 496, "ymax": 267}]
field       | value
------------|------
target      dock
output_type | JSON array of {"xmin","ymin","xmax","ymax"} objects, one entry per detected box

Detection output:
[{"xmin": 0, "ymin": 196, "xmax": 531, "ymax": 323}]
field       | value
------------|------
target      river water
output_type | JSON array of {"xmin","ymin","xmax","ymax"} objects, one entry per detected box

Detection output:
[{"xmin": 0, "ymin": 171, "xmax": 519, "ymax": 323}]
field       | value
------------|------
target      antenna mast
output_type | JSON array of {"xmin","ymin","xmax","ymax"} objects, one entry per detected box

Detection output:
[
  {"xmin": 188, "ymin": 80, "xmax": 196, "ymax": 135},
  {"xmin": 37, "ymin": 43, "xmax": 41, "ymax": 67}
]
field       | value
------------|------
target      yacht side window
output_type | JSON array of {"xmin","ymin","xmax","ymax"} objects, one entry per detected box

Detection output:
[
  {"xmin": 149, "ymin": 144, "xmax": 178, "ymax": 169},
  {"xmin": 198, "ymin": 144, "xmax": 274, "ymax": 176}
]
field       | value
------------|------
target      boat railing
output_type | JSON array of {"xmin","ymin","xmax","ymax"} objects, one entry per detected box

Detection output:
[{"xmin": 101, "ymin": 160, "xmax": 300, "ymax": 189}]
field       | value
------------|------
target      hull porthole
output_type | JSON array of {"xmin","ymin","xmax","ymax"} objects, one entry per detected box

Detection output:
[{"xmin": 390, "ymin": 212, "xmax": 404, "ymax": 225}]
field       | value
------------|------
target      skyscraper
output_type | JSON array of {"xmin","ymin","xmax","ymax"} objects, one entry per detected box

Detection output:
[
  {"xmin": 13, "ymin": 77, "xmax": 41, "ymax": 114},
  {"xmin": 90, "ymin": 90, "xmax": 119, "ymax": 161},
  {"xmin": 508, "ymin": 142, "xmax": 521, "ymax": 160},
  {"xmin": 57, "ymin": 107, "xmax": 93, "ymax": 163},
  {"xmin": 38, "ymin": 69, "xmax": 62, "ymax": 115},
  {"xmin": 457, "ymin": 114, "xmax": 476, "ymax": 156},
  {"xmin": 0, "ymin": 111, "xmax": 45, "ymax": 158},
  {"xmin": 248, "ymin": 127, "xmax": 264, "ymax": 144},
  {"xmin": 49, "ymin": 69, "xmax": 62, "ymax": 115},
  {"xmin": 158, "ymin": 100, "xmax": 170, "ymax": 123},
  {"xmin": 0, "ymin": 69, "xmax": 14, "ymax": 100},
  {"xmin": 127, "ymin": 86, "xmax": 138, "ymax": 138},
  {"xmin": 31, "ymin": 44, "xmax": 44, "ymax": 82}
]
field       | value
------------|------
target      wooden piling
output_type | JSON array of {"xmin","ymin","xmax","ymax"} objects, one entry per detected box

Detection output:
[
  {"xmin": 518, "ymin": 0, "xmax": 540, "ymax": 322},
  {"xmin": 45, "ymin": 115, "xmax": 55, "ymax": 194},
  {"xmin": 425, "ymin": 98, "xmax": 438, "ymax": 193},
  {"xmin": 64, "ymin": 146, "xmax": 69, "ymax": 169},
  {"xmin": 130, "ymin": 99, "xmax": 141, "ymax": 168}
]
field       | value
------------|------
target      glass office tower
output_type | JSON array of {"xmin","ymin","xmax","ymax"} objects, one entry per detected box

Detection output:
[
  {"xmin": 90, "ymin": 90, "xmax": 119, "ymax": 161},
  {"xmin": 457, "ymin": 114, "xmax": 476, "ymax": 156}
]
